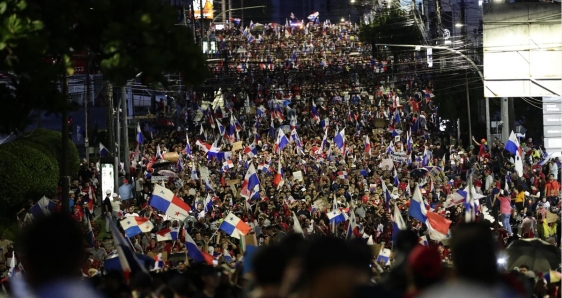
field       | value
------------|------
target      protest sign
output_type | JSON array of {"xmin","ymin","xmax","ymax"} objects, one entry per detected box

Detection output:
[
  {"xmin": 390, "ymin": 151, "xmax": 408, "ymax": 162},
  {"xmin": 313, "ymin": 199, "xmax": 331, "ymax": 211},
  {"xmin": 232, "ymin": 141, "xmax": 243, "ymax": 151},
  {"xmin": 167, "ymin": 252, "xmax": 185, "ymax": 263},
  {"xmin": 379, "ymin": 159, "xmax": 394, "ymax": 169},
  {"xmin": 199, "ymin": 166, "xmax": 210, "ymax": 181},
  {"xmin": 151, "ymin": 176, "xmax": 168, "ymax": 183},
  {"xmin": 148, "ymin": 251, "xmax": 169, "ymax": 262},
  {"xmin": 227, "ymin": 178, "xmax": 241, "ymax": 186},
  {"xmin": 429, "ymin": 167, "xmax": 444, "ymax": 183}
]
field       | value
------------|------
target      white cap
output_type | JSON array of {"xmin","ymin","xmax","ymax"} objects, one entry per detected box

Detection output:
[
  {"xmin": 106, "ymin": 190, "xmax": 111, "ymax": 195},
  {"xmin": 112, "ymin": 193, "xmax": 118, "ymax": 198}
]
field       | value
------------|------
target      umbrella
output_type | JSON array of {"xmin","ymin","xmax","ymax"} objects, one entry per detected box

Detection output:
[
  {"xmin": 506, "ymin": 238, "xmax": 560, "ymax": 272},
  {"xmin": 151, "ymin": 160, "xmax": 172, "ymax": 169},
  {"xmin": 158, "ymin": 170, "xmax": 178, "ymax": 178},
  {"xmin": 252, "ymin": 23, "xmax": 265, "ymax": 31},
  {"xmin": 424, "ymin": 166, "xmax": 442, "ymax": 172},
  {"xmin": 410, "ymin": 168, "xmax": 429, "ymax": 177}
]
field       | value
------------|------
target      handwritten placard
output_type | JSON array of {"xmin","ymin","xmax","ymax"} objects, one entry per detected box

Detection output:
[
  {"xmin": 232, "ymin": 141, "xmax": 243, "ymax": 151},
  {"xmin": 199, "ymin": 166, "xmax": 210, "ymax": 181},
  {"xmin": 379, "ymin": 159, "xmax": 394, "ymax": 169},
  {"xmin": 227, "ymin": 178, "xmax": 241, "ymax": 186},
  {"xmin": 293, "ymin": 171, "xmax": 303, "ymax": 181},
  {"xmin": 391, "ymin": 151, "xmax": 408, "ymax": 162}
]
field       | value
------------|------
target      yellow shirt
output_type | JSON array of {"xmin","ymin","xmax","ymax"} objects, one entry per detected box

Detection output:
[{"xmin": 515, "ymin": 192, "xmax": 524, "ymax": 203}]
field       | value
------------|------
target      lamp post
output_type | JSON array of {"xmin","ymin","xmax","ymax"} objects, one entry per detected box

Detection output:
[
  {"xmin": 375, "ymin": 43, "xmax": 495, "ymax": 150},
  {"xmin": 121, "ymin": 72, "xmax": 142, "ymax": 178}
]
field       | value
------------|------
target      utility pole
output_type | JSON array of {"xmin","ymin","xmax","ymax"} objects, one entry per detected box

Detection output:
[
  {"xmin": 61, "ymin": 74, "xmax": 70, "ymax": 215},
  {"xmin": 485, "ymin": 97, "xmax": 491, "ymax": 153},
  {"xmin": 435, "ymin": 0, "xmax": 442, "ymax": 37},
  {"xmin": 121, "ymin": 86, "xmax": 130, "ymax": 177},
  {"xmin": 460, "ymin": 0, "xmax": 466, "ymax": 36},
  {"xmin": 116, "ymin": 96, "xmax": 121, "ymax": 163},
  {"xmin": 200, "ymin": 0, "xmax": 204, "ymax": 46},
  {"xmin": 508, "ymin": 97, "xmax": 515, "ymax": 136},
  {"xmin": 85, "ymin": 54, "xmax": 91, "ymax": 164},
  {"xmin": 466, "ymin": 72, "xmax": 472, "ymax": 142},
  {"xmin": 221, "ymin": 0, "xmax": 226, "ymax": 24},
  {"xmin": 228, "ymin": 0, "xmax": 232, "ymax": 24},
  {"xmin": 501, "ymin": 97, "xmax": 509, "ymax": 143},
  {"xmin": 107, "ymin": 82, "xmax": 115, "ymax": 154},
  {"xmin": 106, "ymin": 82, "xmax": 118, "ymax": 192}
]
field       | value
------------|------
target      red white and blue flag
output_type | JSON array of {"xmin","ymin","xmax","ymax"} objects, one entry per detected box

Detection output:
[{"xmin": 150, "ymin": 184, "xmax": 191, "ymax": 220}]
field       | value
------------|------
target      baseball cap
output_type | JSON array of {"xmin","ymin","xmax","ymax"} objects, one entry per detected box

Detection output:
[{"xmin": 106, "ymin": 190, "xmax": 111, "ymax": 195}]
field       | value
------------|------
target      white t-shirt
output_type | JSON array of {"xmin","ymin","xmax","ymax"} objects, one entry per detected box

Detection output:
[{"xmin": 111, "ymin": 200, "xmax": 122, "ymax": 212}]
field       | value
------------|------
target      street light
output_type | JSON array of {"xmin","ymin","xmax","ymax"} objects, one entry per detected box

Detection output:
[
  {"xmin": 121, "ymin": 72, "xmax": 142, "ymax": 179},
  {"xmin": 376, "ymin": 43, "xmax": 493, "ymax": 150}
]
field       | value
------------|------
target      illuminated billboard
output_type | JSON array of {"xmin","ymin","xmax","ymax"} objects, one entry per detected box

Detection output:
[
  {"xmin": 483, "ymin": 3, "xmax": 561, "ymax": 98},
  {"xmin": 193, "ymin": 0, "xmax": 213, "ymax": 20},
  {"xmin": 101, "ymin": 162, "xmax": 115, "ymax": 197}
]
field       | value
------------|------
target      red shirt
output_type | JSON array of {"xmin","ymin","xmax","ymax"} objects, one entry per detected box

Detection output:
[
  {"xmin": 545, "ymin": 180, "xmax": 561, "ymax": 197},
  {"xmin": 410, "ymin": 100, "xmax": 420, "ymax": 112},
  {"xmin": 453, "ymin": 179, "xmax": 463, "ymax": 189},
  {"xmin": 71, "ymin": 210, "xmax": 84, "ymax": 222}
]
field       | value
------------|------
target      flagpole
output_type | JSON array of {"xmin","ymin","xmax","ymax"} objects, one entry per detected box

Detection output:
[{"xmin": 209, "ymin": 226, "xmax": 220, "ymax": 242}]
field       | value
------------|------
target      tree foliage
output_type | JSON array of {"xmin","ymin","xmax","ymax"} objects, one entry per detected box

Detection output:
[
  {"xmin": 0, "ymin": 0, "xmax": 208, "ymax": 134},
  {"xmin": 359, "ymin": 6, "xmax": 423, "ymax": 59},
  {"xmin": 17, "ymin": 128, "xmax": 80, "ymax": 176},
  {"xmin": 0, "ymin": 139, "xmax": 59, "ymax": 206},
  {"xmin": 0, "ymin": 129, "xmax": 79, "ymax": 206}
]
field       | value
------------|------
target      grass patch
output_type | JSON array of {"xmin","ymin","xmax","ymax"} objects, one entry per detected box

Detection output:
[{"xmin": 94, "ymin": 217, "xmax": 110, "ymax": 240}]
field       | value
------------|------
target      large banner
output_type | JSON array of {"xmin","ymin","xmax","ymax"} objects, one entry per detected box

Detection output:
[{"xmin": 390, "ymin": 151, "xmax": 408, "ymax": 162}]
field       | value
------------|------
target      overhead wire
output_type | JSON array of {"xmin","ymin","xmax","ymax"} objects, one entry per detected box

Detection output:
[{"xmin": 521, "ymin": 97, "xmax": 543, "ymax": 109}]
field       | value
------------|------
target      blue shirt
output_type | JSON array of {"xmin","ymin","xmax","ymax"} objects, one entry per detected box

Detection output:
[{"xmin": 118, "ymin": 183, "xmax": 135, "ymax": 200}]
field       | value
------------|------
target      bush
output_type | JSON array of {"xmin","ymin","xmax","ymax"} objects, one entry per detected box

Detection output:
[
  {"xmin": 16, "ymin": 128, "xmax": 80, "ymax": 176},
  {"xmin": 0, "ymin": 140, "xmax": 59, "ymax": 206}
]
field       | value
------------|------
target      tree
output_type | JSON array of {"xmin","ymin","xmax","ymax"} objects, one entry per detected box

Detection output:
[
  {"xmin": 0, "ymin": 139, "xmax": 59, "ymax": 206},
  {"xmin": 0, "ymin": 0, "xmax": 208, "ymax": 134},
  {"xmin": 0, "ymin": 129, "xmax": 79, "ymax": 206},
  {"xmin": 358, "ymin": 6, "xmax": 423, "ymax": 60},
  {"xmin": 17, "ymin": 128, "xmax": 80, "ymax": 176}
]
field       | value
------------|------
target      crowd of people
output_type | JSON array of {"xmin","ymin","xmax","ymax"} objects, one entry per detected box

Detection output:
[{"xmin": 1, "ymin": 17, "xmax": 561, "ymax": 298}]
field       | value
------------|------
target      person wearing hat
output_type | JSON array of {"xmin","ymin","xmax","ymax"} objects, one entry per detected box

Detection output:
[{"xmin": 111, "ymin": 193, "xmax": 122, "ymax": 220}]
